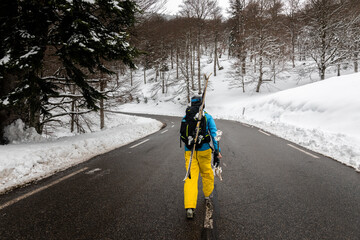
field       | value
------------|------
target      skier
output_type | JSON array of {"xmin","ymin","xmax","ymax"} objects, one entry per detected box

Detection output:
[{"xmin": 181, "ymin": 96, "xmax": 222, "ymax": 219}]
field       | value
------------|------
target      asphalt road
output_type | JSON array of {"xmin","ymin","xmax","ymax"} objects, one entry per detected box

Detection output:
[{"xmin": 0, "ymin": 115, "xmax": 359, "ymax": 240}]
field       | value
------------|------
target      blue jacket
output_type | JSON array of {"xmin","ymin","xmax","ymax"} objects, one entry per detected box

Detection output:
[{"xmin": 183, "ymin": 111, "xmax": 221, "ymax": 152}]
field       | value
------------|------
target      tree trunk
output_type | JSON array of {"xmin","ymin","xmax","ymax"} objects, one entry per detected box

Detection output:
[
  {"xmin": 143, "ymin": 68, "xmax": 146, "ymax": 84},
  {"xmin": 0, "ymin": 74, "xmax": 19, "ymax": 144},
  {"xmin": 162, "ymin": 71, "xmax": 165, "ymax": 94},
  {"xmin": 176, "ymin": 46, "xmax": 179, "ymax": 79},
  {"xmin": 193, "ymin": 44, "xmax": 196, "ymax": 90},
  {"xmin": 291, "ymin": 31, "xmax": 295, "ymax": 68},
  {"xmin": 186, "ymin": 39, "xmax": 190, "ymax": 103},
  {"xmin": 214, "ymin": 33, "xmax": 218, "ymax": 76},
  {"xmin": 273, "ymin": 60, "xmax": 276, "ymax": 83},
  {"xmin": 320, "ymin": 66, "xmax": 325, "ymax": 80},
  {"xmin": 155, "ymin": 69, "xmax": 159, "ymax": 82},
  {"xmin": 320, "ymin": 27, "xmax": 326, "ymax": 80},
  {"xmin": 130, "ymin": 68, "xmax": 133, "ymax": 86},
  {"xmin": 354, "ymin": 52, "xmax": 358, "ymax": 73},
  {"xmin": 240, "ymin": 63, "xmax": 245, "ymax": 93},
  {"xmin": 70, "ymin": 85, "xmax": 76, "ymax": 132},
  {"xmin": 254, "ymin": 56, "xmax": 257, "ymax": 73},
  {"xmin": 171, "ymin": 47, "xmax": 174, "ymax": 70},
  {"xmin": 190, "ymin": 40, "xmax": 194, "ymax": 90},
  {"xmin": 29, "ymin": 76, "xmax": 41, "ymax": 133},
  {"xmin": 355, "ymin": 61, "xmax": 358, "ymax": 73},
  {"xmin": 256, "ymin": 52, "xmax": 263, "ymax": 93},
  {"xmin": 71, "ymin": 99, "xmax": 75, "ymax": 133},
  {"xmin": 241, "ymin": 55, "xmax": 246, "ymax": 75},
  {"xmin": 100, "ymin": 79, "xmax": 105, "ymax": 130},
  {"xmin": 197, "ymin": 28, "xmax": 202, "ymax": 95}
]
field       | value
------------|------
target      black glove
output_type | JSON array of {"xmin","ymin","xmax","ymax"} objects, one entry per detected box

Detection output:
[{"xmin": 213, "ymin": 151, "xmax": 220, "ymax": 167}]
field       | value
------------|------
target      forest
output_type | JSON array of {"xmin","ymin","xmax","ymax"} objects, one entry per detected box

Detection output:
[{"xmin": 1, "ymin": 0, "xmax": 360, "ymax": 144}]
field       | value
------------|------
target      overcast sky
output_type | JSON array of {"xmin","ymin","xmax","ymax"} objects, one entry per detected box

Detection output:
[{"xmin": 164, "ymin": 0, "xmax": 231, "ymax": 18}]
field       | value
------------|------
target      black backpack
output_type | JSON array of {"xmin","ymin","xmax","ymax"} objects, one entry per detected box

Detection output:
[{"xmin": 180, "ymin": 106, "xmax": 210, "ymax": 149}]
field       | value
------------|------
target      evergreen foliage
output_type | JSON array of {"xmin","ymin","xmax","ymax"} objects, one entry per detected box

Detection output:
[{"xmin": 0, "ymin": 0, "xmax": 139, "ymax": 135}]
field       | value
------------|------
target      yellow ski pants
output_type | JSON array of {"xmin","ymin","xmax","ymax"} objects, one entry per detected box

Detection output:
[{"xmin": 184, "ymin": 148, "xmax": 214, "ymax": 209}]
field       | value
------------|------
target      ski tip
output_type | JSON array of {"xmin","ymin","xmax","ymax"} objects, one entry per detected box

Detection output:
[
  {"xmin": 204, "ymin": 73, "xmax": 212, "ymax": 79},
  {"xmin": 183, "ymin": 173, "xmax": 191, "ymax": 181}
]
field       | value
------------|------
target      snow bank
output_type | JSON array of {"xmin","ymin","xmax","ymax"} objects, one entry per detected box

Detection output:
[
  {"xmin": 241, "ymin": 73, "xmax": 360, "ymax": 171},
  {"xmin": 4, "ymin": 119, "xmax": 44, "ymax": 143},
  {"xmin": 117, "ymin": 56, "xmax": 360, "ymax": 172},
  {"xmin": 0, "ymin": 114, "xmax": 163, "ymax": 193}
]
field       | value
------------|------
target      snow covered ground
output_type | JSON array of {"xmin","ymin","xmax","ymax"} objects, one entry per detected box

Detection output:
[
  {"xmin": 1, "ymin": 54, "xmax": 359, "ymax": 193},
  {"xmin": 117, "ymin": 56, "xmax": 360, "ymax": 172},
  {"xmin": 0, "ymin": 114, "xmax": 163, "ymax": 193},
  {"xmin": 240, "ymin": 75, "xmax": 360, "ymax": 171}
]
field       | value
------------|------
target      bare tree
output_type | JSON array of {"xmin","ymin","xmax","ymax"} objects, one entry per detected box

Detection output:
[
  {"xmin": 210, "ymin": 6, "xmax": 222, "ymax": 76},
  {"xmin": 344, "ymin": 0, "xmax": 360, "ymax": 73},
  {"xmin": 284, "ymin": 0, "xmax": 301, "ymax": 68},
  {"xmin": 302, "ymin": 0, "xmax": 350, "ymax": 80},
  {"xmin": 180, "ymin": 0, "xmax": 218, "ymax": 94},
  {"xmin": 135, "ymin": 0, "xmax": 167, "ymax": 14},
  {"xmin": 228, "ymin": 0, "xmax": 248, "ymax": 91}
]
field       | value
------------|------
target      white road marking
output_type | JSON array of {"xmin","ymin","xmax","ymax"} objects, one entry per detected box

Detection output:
[
  {"xmin": 129, "ymin": 139, "xmax": 150, "ymax": 149},
  {"xmin": 171, "ymin": 125, "xmax": 174, "ymax": 128},
  {"xmin": 85, "ymin": 168, "xmax": 101, "ymax": 174},
  {"xmin": 242, "ymin": 123, "xmax": 251, "ymax": 128},
  {"xmin": 223, "ymin": 163, "xmax": 227, "ymax": 167},
  {"xmin": 90, "ymin": 169, "xmax": 111, "ymax": 179},
  {"xmin": 161, "ymin": 129, "xmax": 168, "ymax": 134},
  {"xmin": 287, "ymin": 144, "xmax": 320, "ymax": 159},
  {"xmin": 0, "ymin": 167, "xmax": 88, "ymax": 211},
  {"xmin": 259, "ymin": 129, "xmax": 271, "ymax": 136}
]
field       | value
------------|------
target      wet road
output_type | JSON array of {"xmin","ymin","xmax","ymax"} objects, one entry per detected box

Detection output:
[{"xmin": 1, "ymin": 115, "xmax": 359, "ymax": 239}]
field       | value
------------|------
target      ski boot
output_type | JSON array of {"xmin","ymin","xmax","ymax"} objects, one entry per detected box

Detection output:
[{"xmin": 186, "ymin": 208, "xmax": 195, "ymax": 219}]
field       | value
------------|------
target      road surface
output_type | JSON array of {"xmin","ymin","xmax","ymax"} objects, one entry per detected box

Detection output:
[{"xmin": 1, "ymin": 115, "xmax": 359, "ymax": 239}]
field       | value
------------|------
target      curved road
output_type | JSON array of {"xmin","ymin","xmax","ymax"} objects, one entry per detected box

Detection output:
[{"xmin": 0, "ymin": 115, "xmax": 359, "ymax": 239}]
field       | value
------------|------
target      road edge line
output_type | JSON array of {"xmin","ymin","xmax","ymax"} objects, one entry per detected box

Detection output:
[
  {"xmin": 0, "ymin": 167, "xmax": 88, "ymax": 211},
  {"xmin": 287, "ymin": 144, "xmax": 319, "ymax": 159},
  {"xmin": 129, "ymin": 139, "xmax": 150, "ymax": 149},
  {"xmin": 258, "ymin": 129, "xmax": 271, "ymax": 136}
]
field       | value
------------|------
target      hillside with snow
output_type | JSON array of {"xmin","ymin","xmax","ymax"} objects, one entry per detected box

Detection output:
[{"xmin": 117, "ymin": 56, "xmax": 360, "ymax": 172}]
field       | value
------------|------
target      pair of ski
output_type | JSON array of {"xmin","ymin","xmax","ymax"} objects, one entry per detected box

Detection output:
[{"xmin": 183, "ymin": 74, "xmax": 222, "ymax": 181}]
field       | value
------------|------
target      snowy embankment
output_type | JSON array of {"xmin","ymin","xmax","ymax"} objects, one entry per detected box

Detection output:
[
  {"xmin": 239, "ymin": 74, "xmax": 360, "ymax": 171},
  {"xmin": 117, "ymin": 58, "xmax": 360, "ymax": 172},
  {"xmin": 0, "ymin": 114, "xmax": 163, "ymax": 193}
]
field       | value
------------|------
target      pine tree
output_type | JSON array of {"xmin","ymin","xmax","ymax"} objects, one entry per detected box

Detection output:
[
  {"xmin": 0, "ymin": 0, "xmax": 56, "ymax": 134},
  {"xmin": 0, "ymin": 0, "xmax": 139, "ymax": 142}
]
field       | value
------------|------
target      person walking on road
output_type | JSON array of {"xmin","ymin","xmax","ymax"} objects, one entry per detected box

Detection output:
[{"xmin": 180, "ymin": 96, "xmax": 222, "ymax": 219}]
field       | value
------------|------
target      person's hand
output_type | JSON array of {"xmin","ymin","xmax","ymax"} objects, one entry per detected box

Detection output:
[{"xmin": 214, "ymin": 151, "xmax": 222, "ymax": 167}]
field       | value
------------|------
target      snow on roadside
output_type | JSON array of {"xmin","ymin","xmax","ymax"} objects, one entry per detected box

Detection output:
[
  {"xmin": 116, "ymin": 57, "xmax": 360, "ymax": 172},
  {"xmin": 239, "ymin": 73, "xmax": 360, "ymax": 172},
  {"xmin": 0, "ymin": 114, "xmax": 163, "ymax": 194}
]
